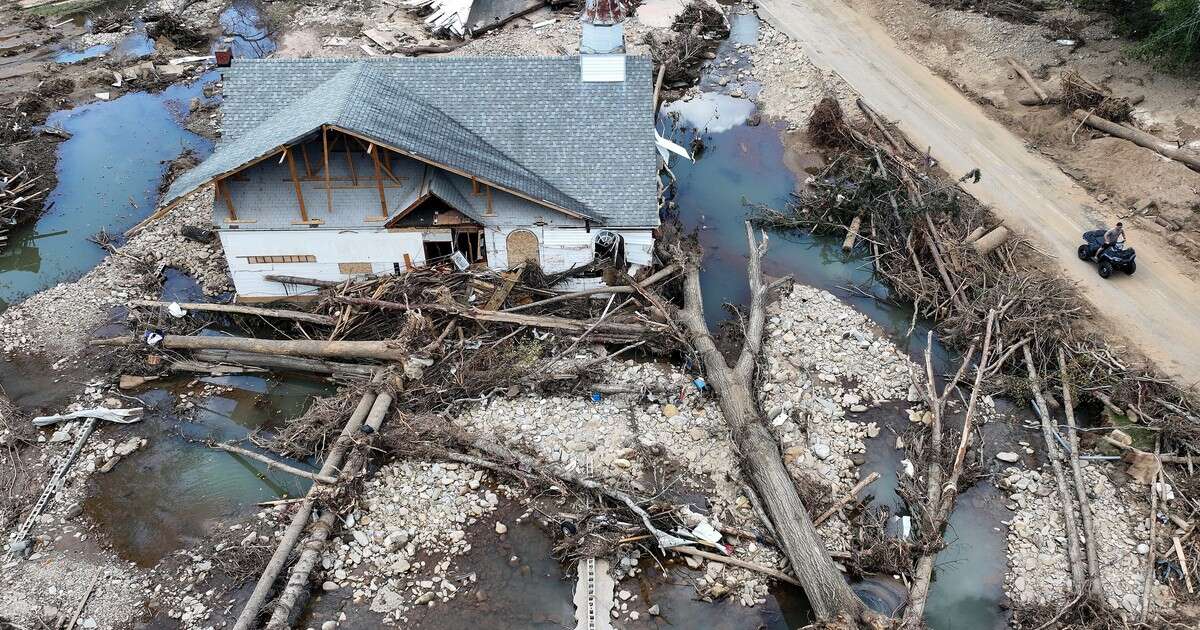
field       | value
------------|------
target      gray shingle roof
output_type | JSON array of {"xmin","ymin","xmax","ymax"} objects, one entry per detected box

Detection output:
[{"xmin": 164, "ymin": 56, "xmax": 659, "ymax": 227}]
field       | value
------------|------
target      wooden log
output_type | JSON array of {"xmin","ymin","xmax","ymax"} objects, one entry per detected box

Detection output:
[
  {"xmin": 1072, "ymin": 110, "xmax": 1200, "ymax": 173},
  {"xmin": 841, "ymin": 214, "xmax": 863, "ymax": 253},
  {"xmin": 1006, "ymin": 57, "xmax": 1048, "ymax": 104},
  {"xmin": 265, "ymin": 274, "xmax": 340, "ymax": 288},
  {"xmin": 1017, "ymin": 95, "xmax": 1060, "ymax": 106},
  {"xmin": 265, "ymin": 391, "xmax": 394, "ymax": 628},
  {"xmin": 190, "ymin": 349, "xmax": 378, "ymax": 377},
  {"xmin": 91, "ymin": 334, "xmax": 406, "ymax": 362},
  {"xmin": 212, "ymin": 442, "xmax": 338, "ymax": 484},
  {"xmin": 130, "ymin": 300, "xmax": 335, "ymax": 326},
  {"xmin": 675, "ymin": 222, "xmax": 870, "ymax": 623},
  {"xmin": 964, "ymin": 226, "xmax": 987, "ymax": 244},
  {"xmin": 972, "ymin": 225, "xmax": 1010, "ymax": 255},
  {"xmin": 233, "ymin": 382, "xmax": 387, "ymax": 630}
]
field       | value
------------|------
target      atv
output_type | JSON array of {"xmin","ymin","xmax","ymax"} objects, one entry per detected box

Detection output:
[{"xmin": 1078, "ymin": 229, "xmax": 1136, "ymax": 278}]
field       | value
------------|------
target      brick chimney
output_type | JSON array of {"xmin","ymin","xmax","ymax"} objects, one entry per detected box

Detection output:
[{"xmin": 580, "ymin": 0, "xmax": 628, "ymax": 82}]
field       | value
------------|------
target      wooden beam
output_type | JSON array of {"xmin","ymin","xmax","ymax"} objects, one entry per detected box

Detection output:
[
  {"xmin": 368, "ymin": 142, "xmax": 388, "ymax": 216},
  {"xmin": 322, "ymin": 126, "xmax": 332, "ymax": 214},
  {"xmin": 300, "ymin": 143, "xmax": 313, "ymax": 178},
  {"xmin": 284, "ymin": 147, "xmax": 309, "ymax": 222},
  {"xmin": 217, "ymin": 178, "xmax": 238, "ymax": 221},
  {"xmin": 338, "ymin": 133, "xmax": 358, "ymax": 186}
]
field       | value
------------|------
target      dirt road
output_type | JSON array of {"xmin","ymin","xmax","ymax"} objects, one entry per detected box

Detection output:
[{"xmin": 757, "ymin": 0, "xmax": 1200, "ymax": 390}]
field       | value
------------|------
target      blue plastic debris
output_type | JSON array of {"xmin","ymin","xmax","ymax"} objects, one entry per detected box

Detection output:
[{"xmin": 591, "ymin": 392, "xmax": 602, "ymax": 403}]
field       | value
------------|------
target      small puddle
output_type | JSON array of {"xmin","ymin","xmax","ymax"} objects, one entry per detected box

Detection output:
[
  {"xmin": 216, "ymin": 0, "xmax": 277, "ymax": 59},
  {"xmin": 85, "ymin": 373, "xmax": 332, "ymax": 566},
  {"xmin": 53, "ymin": 19, "xmax": 156, "ymax": 64}
]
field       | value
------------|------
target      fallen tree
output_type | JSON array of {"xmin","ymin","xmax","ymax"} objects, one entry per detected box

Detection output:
[
  {"xmin": 674, "ymin": 222, "xmax": 876, "ymax": 624},
  {"xmin": 1073, "ymin": 110, "xmax": 1200, "ymax": 173},
  {"xmin": 130, "ymin": 299, "xmax": 335, "ymax": 326}
]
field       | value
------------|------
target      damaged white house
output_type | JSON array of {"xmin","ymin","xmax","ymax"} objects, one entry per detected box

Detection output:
[{"xmin": 161, "ymin": 7, "xmax": 658, "ymax": 300}]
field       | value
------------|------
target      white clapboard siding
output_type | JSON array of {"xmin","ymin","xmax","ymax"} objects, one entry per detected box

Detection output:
[{"xmin": 220, "ymin": 230, "xmax": 425, "ymax": 298}]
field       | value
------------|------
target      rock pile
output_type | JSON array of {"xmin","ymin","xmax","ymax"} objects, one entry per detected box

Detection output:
[
  {"xmin": 325, "ymin": 461, "xmax": 511, "ymax": 625},
  {"xmin": 1001, "ymin": 463, "xmax": 1175, "ymax": 613}
]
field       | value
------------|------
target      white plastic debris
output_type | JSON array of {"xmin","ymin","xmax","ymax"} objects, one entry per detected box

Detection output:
[
  {"xmin": 33, "ymin": 407, "xmax": 144, "ymax": 427},
  {"xmin": 691, "ymin": 520, "xmax": 723, "ymax": 545},
  {"xmin": 167, "ymin": 302, "xmax": 188, "ymax": 318}
]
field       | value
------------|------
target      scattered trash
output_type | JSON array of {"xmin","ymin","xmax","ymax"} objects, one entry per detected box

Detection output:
[
  {"xmin": 32, "ymin": 407, "xmax": 144, "ymax": 427},
  {"xmin": 144, "ymin": 330, "xmax": 164, "ymax": 346},
  {"xmin": 168, "ymin": 302, "xmax": 188, "ymax": 318},
  {"xmin": 591, "ymin": 392, "xmax": 602, "ymax": 403}
]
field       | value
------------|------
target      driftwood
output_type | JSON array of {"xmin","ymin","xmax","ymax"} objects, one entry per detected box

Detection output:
[
  {"xmin": 1007, "ymin": 57, "xmax": 1049, "ymax": 104},
  {"xmin": 674, "ymin": 546, "xmax": 801, "ymax": 586},
  {"xmin": 813, "ymin": 471, "xmax": 880, "ymax": 527},
  {"xmin": 91, "ymin": 334, "xmax": 405, "ymax": 362},
  {"xmin": 675, "ymin": 222, "xmax": 870, "ymax": 622},
  {"xmin": 1025, "ymin": 345, "xmax": 1086, "ymax": 593},
  {"xmin": 233, "ymin": 381, "xmax": 388, "ymax": 630},
  {"xmin": 131, "ymin": 299, "xmax": 335, "ymax": 326},
  {"xmin": 1059, "ymin": 348, "xmax": 1104, "ymax": 600},
  {"xmin": 211, "ymin": 442, "xmax": 338, "ymax": 484},
  {"xmin": 1072, "ymin": 110, "xmax": 1200, "ymax": 173},
  {"xmin": 190, "ymin": 349, "xmax": 378, "ymax": 377},
  {"xmin": 265, "ymin": 390, "xmax": 394, "ymax": 628}
]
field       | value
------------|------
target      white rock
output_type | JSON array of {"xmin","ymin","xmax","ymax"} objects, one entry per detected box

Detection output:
[
  {"xmin": 495, "ymin": 522, "xmax": 508, "ymax": 535},
  {"xmin": 996, "ymin": 452, "xmax": 1021, "ymax": 463}
]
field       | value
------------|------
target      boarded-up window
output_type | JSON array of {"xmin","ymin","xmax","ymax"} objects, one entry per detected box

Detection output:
[
  {"xmin": 338, "ymin": 262, "xmax": 373, "ymax": 274},
  {"xmin": 245, "ymin": 255, "xmax": 316, "ymax": 264},
  {"xmin": 506, "ymin": 229, "xmax": 539, "ymax": 267}
]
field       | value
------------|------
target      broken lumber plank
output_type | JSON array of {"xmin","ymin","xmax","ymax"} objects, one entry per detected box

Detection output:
[
  {"xmin": 1072, "ymin": 110, "xmax": 1200, "ymax": 173},
  {"xmin": 91, "ymin": 334, "xmax": 406, "ymax": 362},
  {"xmin": 212, "ymin": 443, "xmax": 338, "ymax": 484},
  {"xmin": 130, "ymin": 299, "xmax": 335, "ymax": 326},
  {"xmin": 190, "ymin": 349, "xmax": 378, "ymax": 377},
  {"xmin": 483, "ymin": 265, "xmax": 525, "ymax": 311},
  {"xmin": 812, "ymin": 472, "xmax": 879, "ymax": 526},
  {"xmin": 1006, "ymin": 57, "xmax": 1048, "ymax": 104}
]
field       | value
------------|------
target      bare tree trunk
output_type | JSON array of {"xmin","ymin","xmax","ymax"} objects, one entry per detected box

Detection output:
[
  {"xmin": 232, "ymin": 380, "xmax": 387, "ymax": 630},
  {"xmin": 1058, "ymin": 349, "xmax": 1104, "ymax": 601},
  {"xmin": 902, "ymin": 310, "xmax": 994, "ymax": 627},
  {"xmin": 674, "ymin": 222, "xmax": 869, "ymax": 623},
  {"xmin": 1024, "ymin": 346, "xmax": 1086, "ymax": 594},
  {"xmin": 1006, "ymin": 57, "xmax": 1049, "ymax": 103}
]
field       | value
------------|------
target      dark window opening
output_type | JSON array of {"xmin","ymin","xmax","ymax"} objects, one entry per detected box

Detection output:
[{"xmin": 423, "ymin": 240, "xmax": 453, "ymax": 261}]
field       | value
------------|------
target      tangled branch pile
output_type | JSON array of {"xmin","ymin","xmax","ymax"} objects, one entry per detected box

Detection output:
[
  {"xmin": 752, "ymin": 94, "xmax": 1199, "ymax": 456},
  {"xmin": 1060, "ymin": 69, "xmax": 1134, "ymax": 122},
  {"xmin": 644, "ymin": 1, "xmax": 730, "ymax": 86}
]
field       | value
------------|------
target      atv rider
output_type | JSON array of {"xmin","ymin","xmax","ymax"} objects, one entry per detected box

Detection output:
[{"xmin": 1098, "ymin": 222, "xmax": 1125, "ymax": 257}]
